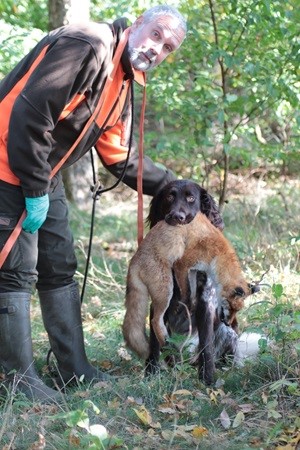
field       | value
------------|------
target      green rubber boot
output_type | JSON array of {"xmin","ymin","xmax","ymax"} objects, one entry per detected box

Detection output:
[
  {"xmin": 39, "ymin": 282, "xmax": 110, "ymax": 387},
  {"xmin": 0, "ymin": 292, "xmax": 63, "ymax": 403}
]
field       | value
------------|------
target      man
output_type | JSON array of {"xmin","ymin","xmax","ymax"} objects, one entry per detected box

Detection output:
[{"xmin": 0, "ymin": 5, "xmax": 186, "ymax": 402}]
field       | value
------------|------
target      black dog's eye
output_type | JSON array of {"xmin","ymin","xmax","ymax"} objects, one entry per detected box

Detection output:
[
  {"xmin": 186, "ymin": 195, "xmax": 195, "ymax": 203},
  {"xmin": 166, "ymin": 194, "xmax": 174, "ymax": 202}
]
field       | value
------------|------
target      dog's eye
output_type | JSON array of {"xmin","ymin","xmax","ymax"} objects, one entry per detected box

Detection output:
[
  {"xmin": 186, "ymin": 196, "xmax": 195, "ymax": 203},
  {"xmin": 166, "ymin": 194, "xmax": 174, "ymax": 202}
]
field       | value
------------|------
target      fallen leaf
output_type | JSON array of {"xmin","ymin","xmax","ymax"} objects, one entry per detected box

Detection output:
[
  {"xmin": 220, "ymin": 408, "xmax": 231, "ymax": 429},
  {"xmin": 28, "ymin": 433, "xmax": 46, "ymax": 450},
  {"xmin": 126, "ymin": 396, "xmax": 143, "ymax": 405},
  {"xmin": 158, "ymin": 406, "xmax": 177, "ymax": 415},
  {"xmin": 69, "ymin": 431, "xmax": 81, "ymax": 447},
  {"xmin": 192, "ymin": 426, "xmax": 209, "ymax": 438},
  {"xmin": 238, "ymin": 403, "xmax": 254, "ymax": 413},
  {"xmin": 133, "ymin": 406, "xmax": 153, "ymax": 427},
  {"xmin": 93, "ymin": 381, "xmax": 110, "ymax": 389},
  {"xmin": 178, "ymin": 425, "xmax": 197, "ymax": 432},
  {"xmin": 149, "ymin": 421, "xmax": 161, "ymax": 429},
  {"xmin": 172, "ymin": 389, "xmax": 193, "ymax": 397},
  {"xmin": 232, "ymin": 411, "xmax": 245, "ymax": 428},
  {"xmin": 175, "ymin": 428, "xmax": 193, "ymax": 441},
  {"xmin": 147, "ymin": 428, "xmax": 156, "ymax": 437},
  {"xmin": 108, "ymin": 398, "xmax": 121, "ymax": 408},
  {"xmin": 100, "ymin": 360, "xmax": 112, "ymax": 369},
  {"xmin": 118, "ymin": 347, "xmax": 132, "ymax": 361},
  {"xmin": 262, "ymin": 391, "xmax": 268, "ymax": 404},
  {"xmin": 161, "ymin": 430, "xmax": 173, "ymax": 440}
]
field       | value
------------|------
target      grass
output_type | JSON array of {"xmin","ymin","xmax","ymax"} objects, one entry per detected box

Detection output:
[{"xmin": 0, "ymin": 176, "xmax": 299, "ymax": 450}]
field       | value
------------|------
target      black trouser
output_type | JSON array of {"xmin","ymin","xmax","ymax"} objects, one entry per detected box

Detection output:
[{"xmin": 0, "ymin": 175, "xmax": 77, "ymax": 292}]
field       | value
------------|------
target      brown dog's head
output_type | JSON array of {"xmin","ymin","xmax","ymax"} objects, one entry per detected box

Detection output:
[{"xmin": 147, "ymin": 179, "xmax": 224, "ymax": 230}]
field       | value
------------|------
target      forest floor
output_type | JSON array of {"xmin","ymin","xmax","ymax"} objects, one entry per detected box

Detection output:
[{"xmin": 0, "ymin": 175, "xmax": 299, "ymax": 450}]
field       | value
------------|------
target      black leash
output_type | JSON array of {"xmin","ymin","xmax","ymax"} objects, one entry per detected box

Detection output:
[
  {"xmin": 46, "ymin": 82, "xmax": 136, "ymax": 370},
  {"xmin": 80, "ymin": 80, "xmax": 135, "ymax": 302}
]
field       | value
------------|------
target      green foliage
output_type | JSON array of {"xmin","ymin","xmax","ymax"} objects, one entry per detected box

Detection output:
[
  {"xmin": 246, "ymin": 282, "xmax": 300, "ymax": 348},
  {"xmin": 0, "ymin": 0, "xmax": 48, "ymax": 29},
  {"xmin": 51, "ymin": 400, "xmax": 124, "ymax": 449},
  {"xmin": 144, "ymin": 0, "xmax": 299, "ymax": 186},
  {"xmin": 1, "ymin": 0, "xmax": 298, "ymax": 188},
  {"xmin": 0, "ymin": 20, "xmax": 44, "ymax": 78}
]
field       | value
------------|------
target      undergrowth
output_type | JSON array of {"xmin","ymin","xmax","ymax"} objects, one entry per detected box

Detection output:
[{"xmin": 0, "ymin": 177, "xmax": 299, "ymax": 450}]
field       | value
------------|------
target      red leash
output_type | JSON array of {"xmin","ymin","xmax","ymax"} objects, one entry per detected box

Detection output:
[
  {"xmin": 0, "ymin": 210, "xmax": 26, "ymax": 268},
  {"xmin": 137, "ymin": 82, "xmax": 146, "ymax": 246}
]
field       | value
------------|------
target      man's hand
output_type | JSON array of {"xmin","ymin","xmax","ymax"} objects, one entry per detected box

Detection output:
[{"xmin": 22, "ymin": 194, "xmax": 49, "ymax": 234}]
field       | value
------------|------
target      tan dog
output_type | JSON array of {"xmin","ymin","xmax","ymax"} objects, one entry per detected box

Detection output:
[{"xmin": 123, "ymin": 212, "xmax": 256, "ymax": 360}]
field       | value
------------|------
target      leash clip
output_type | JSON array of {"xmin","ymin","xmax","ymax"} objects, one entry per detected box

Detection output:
[{"xmin": 91, "ymin": 180, "xmax": 103, "ymax": 200}]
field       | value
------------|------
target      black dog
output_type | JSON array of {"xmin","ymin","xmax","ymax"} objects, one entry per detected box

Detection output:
[
  {"xmin": 145, "ymin": 179, "xmax": 238, "ymax": 383},
  {"xmin": 147, "ymin": 179, "xmax": 224, "ymax": 230}
]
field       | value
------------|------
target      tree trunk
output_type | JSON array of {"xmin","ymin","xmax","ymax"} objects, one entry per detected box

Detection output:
[{"xmin": 48, "ymin": 0, "xmax": 93, "ymax": 203}]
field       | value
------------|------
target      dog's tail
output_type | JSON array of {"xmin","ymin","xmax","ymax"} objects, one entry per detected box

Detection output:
[{"xmin": 122, "ymin": 272, "xmax": 150, "ymax": 359}]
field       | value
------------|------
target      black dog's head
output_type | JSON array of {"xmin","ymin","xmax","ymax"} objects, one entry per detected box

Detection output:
[{"xmin": 147, "ymin": 179, "xmax": 224, "ymax": 230}]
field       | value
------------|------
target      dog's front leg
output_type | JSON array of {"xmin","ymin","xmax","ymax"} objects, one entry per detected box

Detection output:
[
  {"xmin": 148, "ymin": 274, "xmax": 174, "ymax": 348},
  {"xmin": 145, "ymin": 305, "xmax": 161, "ymax": 376}
]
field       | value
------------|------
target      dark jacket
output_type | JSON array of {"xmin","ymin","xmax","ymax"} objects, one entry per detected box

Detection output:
[{"xmin": 0, "ymin": 18, "xmax": 175, "ymax": 198}]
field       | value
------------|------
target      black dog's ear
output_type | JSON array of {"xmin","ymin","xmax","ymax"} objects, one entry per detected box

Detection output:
[
  {"xmin": 234, "ymin": 286, "xmax": 245, "ymax": 297},
  {"xmin": 248, "ymin": 283, "xmax": 260, "ymax": 294},
  {"xmin": 199, "ymin": 188, "xmax": 225, "ymax": 231},
  {"xmin": 147, "ymin": 187, "xmax": 165, "ymax": 228}
]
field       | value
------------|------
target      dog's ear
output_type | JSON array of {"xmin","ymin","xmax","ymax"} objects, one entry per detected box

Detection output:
[
  {"xmin": 199, "ymin": 188, "xmax": 225, "ymax": 231},
  {"xmin": 248, "ymin": 283, "xmax": 260, "ymax": 294},
  {"xmin": 147, "ymin": 187, "xmax": 165, "ymax": 228}
]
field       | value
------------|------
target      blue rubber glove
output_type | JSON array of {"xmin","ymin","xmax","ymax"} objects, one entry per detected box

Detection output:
[{"xmin": 22, "ymin": 194, "xmax": 50, "ymax": 234}]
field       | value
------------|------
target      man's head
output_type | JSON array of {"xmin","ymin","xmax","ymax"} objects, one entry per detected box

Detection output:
[{"xmin": 128, "ymin": 5, "xmax": 187, "ymax": 72}]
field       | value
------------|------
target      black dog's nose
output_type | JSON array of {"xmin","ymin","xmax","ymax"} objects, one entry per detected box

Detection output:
[{"xmin": 174, "ymin": 212, "xmax": 186, "ymax": 223}]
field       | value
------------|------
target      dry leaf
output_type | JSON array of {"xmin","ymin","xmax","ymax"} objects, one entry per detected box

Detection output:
[
  {"xmin": 276, "ymin": 446, "xmax": 296, "ymax": 450},
  {"xmin": 175, "ymin": 428, "xmax": 193, "ymax": 441},
  {"xmin": 126, "ymin": 396, "xmax": 143, "ymax": 405},
  {"xmin": 220, "ymin": 408, "xmax": 231, "ymax": 429},
  {"xmin": 118, "ymin": 347, "xmax": 132, "ymax": 361},
  {"xmin": 180, "ymin": 425, "xmax": 198, "ymax": 432},
  {"xmin": 158, "ymin": 406, "xmax": 177, "ymax": 415},
  {"xmin": 69, "ymin": 432, "xmax": 81, "ymax": 447},
  {"xmin": 133, "ymin": 406, "xmax": 153, "ymax": 426},
  {"xmin": 172, "ymin": 389, "xmax": 193, "ymax": 397},
  {"xmin": 108, "ymin": 398, "xmax": 120, "ymax": 408},
  {"xmin": 93, "ymin": 380, "xmax": 110, "ymax": 389},
  {"xmin": 100, "ymin": 360, "xmax": 112, "ymax": 369},
  {"xmin": 232, "ymin": 411, "xmax": 245, "ymax": 428},
  {"xmin": 161, "ymin": 430, "xmax": 173, "ymax": 440},
  {"xmin": 261, "ymin": 391, "xmax": 268, "ymax": 404},
  {"xmin": 238, "ymin": 403, "xmax": 254, "ymax": 413},
  {"xmin": 147, "ymin": 428, "xmax": 156, "ymax": 437},
  {"xmin": 28, "ymin": 433, "xmax": 46, "ymax": 450},
  {"xmin": 192, "ymin": 426, "xmax": 209, "ymax": 438}
]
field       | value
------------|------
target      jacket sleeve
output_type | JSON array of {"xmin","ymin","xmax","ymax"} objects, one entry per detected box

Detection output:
[
  {"xmin": 95, "ymin": 121, "xmax": 177, "ymax": 196},
  {"xmin": 7, "ymin": 34, "xmax": 106, "ymax": 197}
]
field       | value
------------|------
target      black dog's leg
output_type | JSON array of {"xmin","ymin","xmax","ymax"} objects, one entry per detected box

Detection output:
[
  {"xmin": 195, "ymin": 272, "xmax": 216, "ymax": 385},
  {"xmin": 145, "ymin": 305, "xmax": 161, "ymax": 376}
]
